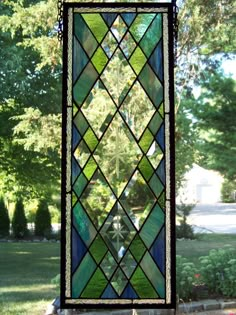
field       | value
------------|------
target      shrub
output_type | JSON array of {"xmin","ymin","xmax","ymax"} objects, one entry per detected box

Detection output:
[
  {"xmin": 176, "ymin": 255, "xmax": 197, "ymax": 300},
  {"xmin": 176, "ymin": 203, "xmax": 195, "ymax": 239},
  {"xmin": 199, "ymin": 247, "xmax": 236, "ymax": 297},
  {"xmin": 0, "ymin": 197, "xmax": 10, "ymax": 237},
  {"xmin": 35, "ymin": 199, "xmax": 52, "ymax": 237},
  {"xmin": 221, "ymin": 179, "xmax": 236, "ymax": 203},
  {"xmin": 12, "ymin": 199, "xmax": 28, "ymax": 238}
]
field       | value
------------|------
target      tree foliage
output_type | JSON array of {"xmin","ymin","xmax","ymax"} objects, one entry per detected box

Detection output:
[
  {"xmin": 12, "ymin": 198, "xmax": 28, "ymax": 238},
  {"xmin": 193, "ymin": 71, "xmax": 236, "ymax": 180},
  {"xmin": 0, "ymin": 0, "xmax": 235, "ymax": 199},
  {"xmin": 0, "ymin": 197, "xmax": 10, "ymax": 237},
  {"xmin": 35, "ymin": 199, "xmax": 52, "ymax": 237}
]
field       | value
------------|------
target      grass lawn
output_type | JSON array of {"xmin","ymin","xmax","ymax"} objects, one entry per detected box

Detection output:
[
  {"xmin": 1, "ymin": 234, "xmax": 235, "ymax": 314},
  {"xmin": 0, "ymin": 242, "xmax": 60, "ymax": 315},
  {"xmin": 176, "ymin": 233, "xmax": 236, "ymax": 265}
]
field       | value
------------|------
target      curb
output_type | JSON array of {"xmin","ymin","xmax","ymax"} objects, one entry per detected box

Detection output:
[
  {"xmin": 178, "ymin": 299, "xmax": 236, "ymax": 313},
  {"xmin": 57, "ymin": 300, "xmax": 236, "ymax": 315}
]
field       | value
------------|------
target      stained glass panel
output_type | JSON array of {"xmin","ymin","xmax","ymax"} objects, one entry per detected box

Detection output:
[{"xmin": 62, "ymin": 3, "xmax": 175, "ymax": 309}]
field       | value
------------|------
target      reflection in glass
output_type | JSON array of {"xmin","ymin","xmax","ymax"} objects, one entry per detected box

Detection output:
[
  {"xmin": 111, "ymin": 268, "xmax": 128, "ymax": 296},
  {"xmin": 94, "ymin": 113, "xmax": 142, "ymax": 197},
  {"xmin": 81, "ymin": 80, "xmax": 117, "ymax": 138},
  {"xmin": 120, "ymin": 170, "xmax": 156, "ymax": 229},
  {"xmin": 100, "ymin": 202, "xmax": 136, "ymax": 261},
  {"xmin": 119, "ymin": 81, "xmax": 155, "ymax": 140},
  {"xmin": 80, "ymin": 170, "xmax": 116, "ymax": 228}
]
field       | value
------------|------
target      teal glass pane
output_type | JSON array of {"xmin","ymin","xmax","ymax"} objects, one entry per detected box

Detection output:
[
  {"xmin": 74, "ymin": 14, "xmax": 98, "ymax": 58},
  {"xmin": 140, "ymin": 14, "xmax": 162, "ymax": 58},
  {"xmin": 140, "ymin": 204, "xmax": 165, "ymax": 248},
  {"xmin": 72, "ymin": 252, "xmax": 96, "ymax": 298},
  {"xmin": 129, "ymin": 14, "xmax": 156, "ymax": 42},
  {"xmin": 73, "ymin": 36, "xmax": 89, "ymax": 83},
  {"xmin": 139, "ymin": 63, "xmax": 163, "ymax": 108},
  {"xmin": 63, "ymin": 6, "xmax": 175, "ymax": 307},
  {"xmin": 73, "ymin": 62, "xmax": 99, "ymax": 107},
  {"xmin": 73, "ymin": 201, "xmax": 96, "ymax": 247},
  {"xmin": 140, "ymin": 252, "xmax": 165, "ymax": 298}
]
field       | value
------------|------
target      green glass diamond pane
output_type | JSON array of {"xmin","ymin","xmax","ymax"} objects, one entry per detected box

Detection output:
[
  {"xmin": 140, "ymin": 252, "xmax": 165, "ymax": 298},
  {"xmin": 139, "ymin": 129, "xmax": 153, "ymax": 153},
  {"xmin": 138, "ymin": 156, "xmax": 154, "ymax": 181},
  {"xmin": 129, "ymin": 234, "xmax": 146, "ymax": 262},
  {"xmin": 83, "ymin": 156, "xmax": 97, "ymax": 180},
  {"xmin": 159, "ymin": 103, "xmax": 164, "ymax": 118},
  {"xmin": 129, "ymin": 14, "xmax": 156, "ymax": 42},
  {"xmin": 111, "ymin": 268, "xmax": 128, "ymax": 296},
  {"xmin": 129, "ymin": 46, "xmax": 147, "ymax": 75},
  {"xmin": 149, "ymin": 173, "xmax": 164, "ymax": 198},
  {"xmin": 149, "ymin": 111, "xmax": 163, "ymax": 135},
  {"xmin": 89, "ymin": 234, "xmax": 108, "ymax": 263},
  {"xmin": 100, "ymin": 251, "xmax": 118, "ymax": 279},
  {"xmin": 83, "ymin": 127, "xmax": 98, "ymax": 152},
  {"xmin": 72, "ymin": 252, "xmax": 96, "ymax": 298},
  {"xmin": 82, "ymin": 13, "xmax": 108, "ymax": 43},
  {"xmin": 91, "ymin": 47, "xmax": 108, "ymax": 74},
  {"xmin": 158, "ymin": 191, "xmax": 166, "ymax": 209},
  {"xmin": 72, "ymin": 191, "xmax": 77, "ymax": 207},
  {"xmin": 139, "ymin": 63, "xmax": 163, "ymax": 108},
  {"xmin": 73, "ymin": 173, "xmax": 88, "ymax": 198},
  {"xmin": 74, "ymin": 14, "xmax": 98, "ymax": 58},
  {"xmin": 140, "ymin": 14, "xmax": 162, "ymax": 58},
  {"xmin": 81, "ymin": 268, "xmax": 108, "ymax": 298},
  {"xmin": 73, "ymin": 201, "xmax": 96, "ymax": 247},
  {"xmin": 130, "ymin": 266, "xmax": 158, "ymax": 298},
  {"xmin": 140, "ymin": 204, "xmax": 164, "ymax": 248},
  {"xmin": 73, "ymin": 63, "xmax": 99, "ymax": 107},
  {"xmin": 74, "ymin": 111, "xmax": 88, "ymax": 135}
]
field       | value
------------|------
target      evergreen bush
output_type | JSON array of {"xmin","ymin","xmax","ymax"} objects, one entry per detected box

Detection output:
[
  {"xmin": 35, "ymin": 199, "xmax": 52, "ymax": 237},
  {"xmin": 176, "ymin": 202, "xmax": 195, "ymax": 239},
  {"xmin": 0, "ymin": 197, "xmax": 10, "ymax": 237},
  {"xmin": 12, "ymin": 199, "xmax": 28, "ymax": 238}
]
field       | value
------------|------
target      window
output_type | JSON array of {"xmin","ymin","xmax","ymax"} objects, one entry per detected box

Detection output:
[{"xmin": 61, "ymin": 3, "xmax": 175, "ymax": 308}]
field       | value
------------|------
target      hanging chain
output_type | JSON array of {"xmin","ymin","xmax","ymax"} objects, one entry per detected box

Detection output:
[
  {"xmin": 173, "ymin": 0, "xmax": 179, "ymax": 67},
  {"xmin": 57, "ymin": 0, "xmax": 64, "ymax": 42}
]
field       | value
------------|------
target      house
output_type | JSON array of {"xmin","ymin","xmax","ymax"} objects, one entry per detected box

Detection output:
[{"xmin": 177, "ymin": 164, "xmax": 224, "ymax": 204}]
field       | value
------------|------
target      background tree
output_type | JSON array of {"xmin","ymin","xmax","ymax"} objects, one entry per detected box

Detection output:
[
  {"xmin": 35, "ymin": 199, "xmax": 52, "ymax": 237},
  {"xmin": 0, "ymin": 197, "xmax": 10, "ymax": 237},
  {"xmin": 0, "ymin": 0, "xmax": 235, "ymax": 201},
  {"xmin": 12, "ymin": 199, "xmax": 28, "ymax": 238},
  {"xmin": 192, "ymin": 71, "xmax": 236, "ymax": 180}
]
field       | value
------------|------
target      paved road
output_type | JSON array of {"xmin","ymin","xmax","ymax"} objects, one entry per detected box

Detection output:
[{"xmin": 188, "ymin": 203, "xmax": 236, "ymax": 234}]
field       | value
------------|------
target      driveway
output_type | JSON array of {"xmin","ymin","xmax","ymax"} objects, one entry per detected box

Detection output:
[{"xmin": 188, "ymin": 203, "xmax": 236, "ymax": 234}]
